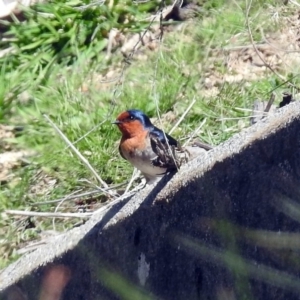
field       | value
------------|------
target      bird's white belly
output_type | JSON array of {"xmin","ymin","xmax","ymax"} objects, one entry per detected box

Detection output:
[{"xmin": 123, "ymin": 148, "xmax": 167, "ymax": 180}]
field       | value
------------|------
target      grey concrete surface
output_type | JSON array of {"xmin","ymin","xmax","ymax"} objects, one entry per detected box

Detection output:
[{"xmin": 1, "ymin": 101, "xmax": 300, "ymax": 300}]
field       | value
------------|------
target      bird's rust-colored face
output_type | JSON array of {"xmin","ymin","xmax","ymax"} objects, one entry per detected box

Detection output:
[{"xmin": 114, "ymin": 111, "xmax": 145, "ymax": 137}]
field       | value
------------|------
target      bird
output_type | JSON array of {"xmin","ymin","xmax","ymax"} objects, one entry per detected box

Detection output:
[{"xmin": 113, "ymin": 109, "xmax": 210, "ymax": 184}]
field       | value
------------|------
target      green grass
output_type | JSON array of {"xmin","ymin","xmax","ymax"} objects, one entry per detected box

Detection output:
[{"xmin": 0, "ymin": 0, "xmax": 297, "ymax": 269}]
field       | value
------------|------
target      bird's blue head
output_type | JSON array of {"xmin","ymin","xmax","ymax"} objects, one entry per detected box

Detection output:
[
  {"xmin": 113, "ymin": 109, "xmax": 154, "ymax": 137},
  {"xmin": 114, "ymin": 109, "xmax": 178, "ymax": 146}
]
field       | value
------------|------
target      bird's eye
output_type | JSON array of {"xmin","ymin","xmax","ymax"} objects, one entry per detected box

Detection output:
[{"xmin": 129, "ymin": 116, "xmax": 134, "ymax": 120}]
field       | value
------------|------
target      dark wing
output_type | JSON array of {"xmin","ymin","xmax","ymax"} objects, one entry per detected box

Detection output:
[
  {"xmin": 149, "ymin": 128, "xmax": 188, "ymax": 171},
  {"xmin": 151, "ymin": 126, "xmax": 178, "ymax": 146}
]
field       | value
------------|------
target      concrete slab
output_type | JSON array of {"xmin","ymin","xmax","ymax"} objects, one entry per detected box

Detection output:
[{"xmin": 1, "ymin": 101, "xmax": 300, "ymax": 300}]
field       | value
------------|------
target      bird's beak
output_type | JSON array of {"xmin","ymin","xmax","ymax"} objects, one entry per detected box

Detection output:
[{"xmin": 112, "ymin": 120, "xmax": 121, "ymax": 125}]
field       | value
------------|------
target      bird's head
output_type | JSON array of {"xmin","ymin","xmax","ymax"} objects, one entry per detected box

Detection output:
[{"xmin": 113, "ymin": 109, "xmax": 153, "ymax": 137}]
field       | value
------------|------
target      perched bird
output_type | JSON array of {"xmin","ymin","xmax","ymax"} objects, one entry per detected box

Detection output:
[{"xmin": 113, "ymin": 109, "xmax": 209, "ymax": 184}]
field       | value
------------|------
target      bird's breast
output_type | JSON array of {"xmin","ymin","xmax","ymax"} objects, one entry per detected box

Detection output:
[
  {"xmin": 120, "ymin": 136, "xmax": 157, "ymax": 163},
  {"xmin": 120, "ymin": 134, "xmax": 167, "ymax": 177}
]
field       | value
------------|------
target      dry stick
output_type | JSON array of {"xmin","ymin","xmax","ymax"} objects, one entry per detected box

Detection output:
[
  {"xmin": 153, "ymin": 0, "xmax": 182, "ymax": 170},
  {"xmin": 85, "ymin": 9, "xmax": 163, "ymax": 140},
  {"xmin": 74, "ymin": 0, "xmax": 105, "ymax": 11},
  {"xmin": 152, "ymin": 0, "xmax": 165, "ymax": 123},
  {"xmin": 67, "ymin": 120, "xmax": 106, "ymax": 148},
  {"xmin": 43, "ymin": 114, "xmax": 112, "ymax": 194},
  {"xmin": 183, "ymin": 118, "xmax": 207, "ymax": 147},
  {"xmin": 153, "ymin": 1, "xmax": 198, "ymax": 168},
  {"xmin": 289, "ymin": 0, "xmax": 300, "ymax": 8},
  {"xmin": 245, "ymin": 0, "xmax": 296, "ymax": 89},
  {"xmin": 133, "ymin": 0, "xmax": 152, "ymax": 3},
  {"xmin": 260, "ymin": 30, "xmax": 300, "ymax": 54},
  {"xmin": 33, "ymin": 183, "xmax": 127, "ymax": 206},
  {"xmin": 5, "ymin": 210, "xmax": 92, "ymax": 219},
  {"xmin": 114, "ymin": 2, "xmax": 170, "ymax": 96},
  {"xmin": 223, "ymin": 43, "xmax": 300, "ymax": 53},
  {"xmin": 92, "ymin": 188, "xmax": 139, "ymax": 217},
  {"xmin": 107, "ymin": 4, "xmax": 168, "ymax": 119},
  {"xmin": 264, "ymin": 92, "xmax": 276, "ymax": 113},
  {"xmin": 52, "ymin": 190, "xmax": 84, "ymax": 231},
  {"xmin": 0, "ymin": 47, "xmax": 15, "ymax": 58},
  {"xmin": 218, "ymin": 116, "xmax": 265, "ymax": 121},
  {"xmin": 124, "ymin": 168, "xmax": 141, "ymax": 194},
  {"xmin": 169, "ymin": 97, "xmax": 196, "ymax": 135},
  {"xmin": 78, "ymin": 178, "xmax": 119, "ymax": 197},
  {"xmin": 16, "ymin": 190, "xmax": 137, "ymax": 254},
  {"xmin": 171, "ymin": 0, "xmax": 183, "ymax": 10},
  {"xmin": 258, "ymin": 28, "xmax": 298, "ymax": 74},
  {"xmin": 17, "ymin": 241, "xmax": 53, "ymax": 255},
  {"xmin": 12, "ymin": 191, "xmax": 139, "ymax": 254},
  {"xmin": 223, "ymin": 43, "xmax": 268, "ymax": 51}
]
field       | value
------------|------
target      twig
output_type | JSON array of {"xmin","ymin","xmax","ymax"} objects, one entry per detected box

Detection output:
[
  {"xmin": 67, "ymin": 120, "xmax": 106, "ymax": 148},
  {"xmin": 52, "ymin": 190, "xmax": 83, "ymax": 230},
  {"xmin": 169, "ymin": 97, "xmax": 196, "ymax": 135},
  {"xmin": 16, "ymin": 239, "xmax": 59, "ymax": 255},
  {"xmin": 109, "ymin": 2, "xmax": 169, "ymax": 116},
  {"xmin": 8, "ymin": 187, "xmax": 140, "ymax": 226},
  {"xmin": 289, "ymin": 0, "xmax": 300, "ymax": 8},
  {"xmin": 152, "ymin": 0, "xmax": 183, "ymax": 170},
  {"xmin": 5, "ymin": 210, "xmax": 92, "ymax": 218},
  {"xmin": 92, "ymin": 190, "xmax": 137, "ymax": 216},
  {"xmin": 124, "ymin": 168, "xmax": 141, "ymax": 194},
  {"xmin": 171, "ymin": 0, "xmax": 183, "ymax": 10},
  {"xmin": 0, "ymin": 47, "xmax": 16, "ymax": 58},
  {"xmin": 32, "ymin": 183, "xmax": 127, "ymax": 206},
  {"xmin": 264, "ymin": 92, "xmax": 275, "ymax": 112},
  {"xmin": 222, "ymin": 43, "xmax": 300, "ymax": 53},
  {"xmin": 245, "ymin": 0, "xmax": 297, "ymax": 89},
  {"xmin": 218, "ymin": 115, "xmax": 264, "ymax": 121},
  {"xmin": 43, "ymin": 114, "xmax": 111, "ymax": 193},
  {"xmin": 133, "ymin": 0, "xmax": 152, "ymax": 3},
  {"xmin": 183, "ymin": 118, "xmax": 207, "ymax": 147},
  {"xmin": 222, "ymin": 43, "xmax": 268, "ymax": 51},
  {"xmin": 74, "ymin": 0, "xmax": 105, "ymax": 11},
  {"xmin": 92, "ymin": 180, "xmax": 150, "ymax": 219}
]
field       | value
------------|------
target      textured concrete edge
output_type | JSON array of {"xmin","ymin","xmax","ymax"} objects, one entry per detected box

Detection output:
[
  {"xmin": 0, "ymin": 100, "xmax": 299, "ymax": 290},
  {"xmin": 154, "ymin": 101, "xmax": 300, "ymax": 202}
]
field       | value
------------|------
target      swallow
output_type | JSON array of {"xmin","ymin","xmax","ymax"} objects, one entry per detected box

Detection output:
[{"xmin": 113, "ymin": 109, "xmax": 209, "ymax": 184}]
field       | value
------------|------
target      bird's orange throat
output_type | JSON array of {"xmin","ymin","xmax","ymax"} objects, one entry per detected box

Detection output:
[
  {"xmin": 117, "ymin": 120, "xmax": 146, "ymax": 138},
  {"xmin": 120, "ymin": 128, "xmax": 148, "ymax": 152}
]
